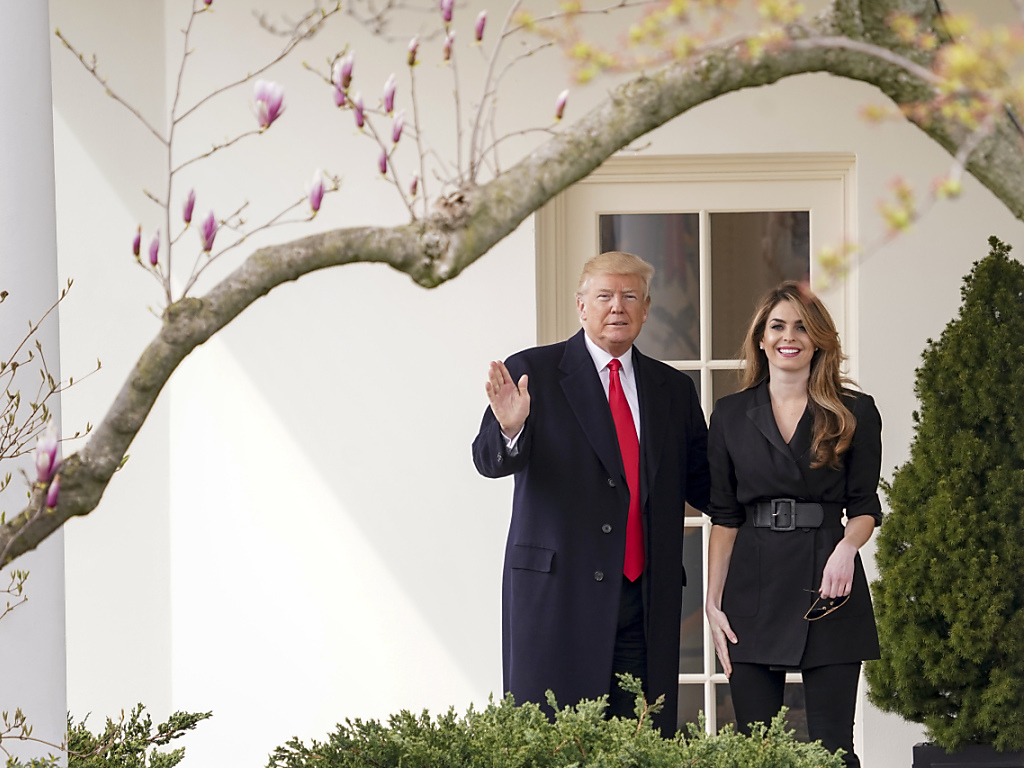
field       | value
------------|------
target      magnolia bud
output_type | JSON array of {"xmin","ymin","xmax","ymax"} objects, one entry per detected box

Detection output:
[
  {"xmin": 200, "ymin": 212, "xmax": 217, "ymax": 252},
  {"xmin": 383, "ymin": 73, "xmax": 397, "ymax": 114},
  {"xmin": 183, "ymin": 188, "xmax": 196, "ymax": 224},
  {"xmin": 149, "ymin": 230, "xmax": 160, "ymax": 266},
  {"xmin": 555, "ymin": 89, "xmax": 569, "ymax": 121}
]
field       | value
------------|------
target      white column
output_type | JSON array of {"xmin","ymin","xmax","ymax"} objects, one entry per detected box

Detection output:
[{"xmin": 0, "ymin": 1, "xmax": 68, "ymax": 762}]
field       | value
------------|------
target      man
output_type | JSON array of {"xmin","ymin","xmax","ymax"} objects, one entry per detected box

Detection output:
[{"xmin": 472, "ymin": 251, "xmax": 710, "ymax": 733}]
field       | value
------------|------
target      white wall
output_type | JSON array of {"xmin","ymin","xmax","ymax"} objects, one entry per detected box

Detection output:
[{"xmin": 48, "ymin": 1, "xmax": 1023, "ymax": 767}]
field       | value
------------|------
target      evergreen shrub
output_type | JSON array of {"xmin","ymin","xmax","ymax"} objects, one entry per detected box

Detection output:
[
  {"xmin": 866, "ymin": 236, "xmax": 1024, "ymax": 751},
  {"xmin": 268, "ymin": 683, "xmax": 844, "ymax": 768},
  {"xmin": 5, "ymin": 705, "xmax": 210, "ymax": 768}
]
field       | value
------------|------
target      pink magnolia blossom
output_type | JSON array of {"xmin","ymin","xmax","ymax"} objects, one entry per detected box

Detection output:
[
  {"xmin": 407, "ymin": 36, "xmax": 419, "ymax": 66},
  {"xmin": 200, "ymin": 211, "xmax": 218, "ymax": 252},
  {"xmin": 443, "ymin": 31, "xmax": 455, "ymax": 61},
  {"xmin": 149, "ymin": 230, "xmax": 160, "ymax": 266},
  {"xmin": 383, "ymin": 74, "xmax": 397, "ymax": 114},
  {"xmin": 253, "ymin": 80, "xmax": 285, "ymax": 129},
  {"xmin": 441, "ymin": 0, "xmax": 454, "ymax": 22},
  {"xmin": 353, "ymin": 92, "xmax": 364, "ymax": 128},
  {"xmin": 132, "ymin": 226, "xmax": 141, "ymax": 258},
  {"xmin": 183, "ymin": 188, "xmax": 196, "ymax": 224},
  {"xmin": 339, "ymin": 52, "xmax": 354, "ymax": 89},
  {"xmin": 34, "ymin": 421, "xmax": 59, "ymax": 484},
  {"xmin": 332, "ymin": 56, "xmax": 352, "ymax": 104},
  {"xmin": 308, "ymin": 169, "xmax": 325, "ymax": 213},
  {"xmin": 46, "ymin": 474, "xmax": 60, "ymax": 508},
  {"xmin": 378, "ymin": 149, "xmax": 387, "ymax": 176},
  {"xmin": 203, "ymin": 0, "xmax": 213, "ymax": 6},
  {"xmin": 555, "ymin": 89, "xmax": 569, "ymax": 121},
  {"xmin": 410, "ymin": 174, "xmax": 419, "ymax": 197},
  {"xmin": 475, "ymin": 11, "xmax": 487, "ymax": 42},
  {"xmin": 392, "ymin": 110, "xmax": 405, "ymax": 144}
]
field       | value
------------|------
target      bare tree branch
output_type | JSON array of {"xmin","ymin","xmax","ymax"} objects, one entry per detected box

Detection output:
[{"xmin": 8, "ymin": 0, "xmax": 1024, "ymax": 563}]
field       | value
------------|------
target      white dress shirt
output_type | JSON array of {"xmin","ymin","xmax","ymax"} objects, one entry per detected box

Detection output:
[
  {"xmin": 582, "ymin": 332, "xmax": 641, "ymax": 439},
  {"xmin": 504, "ymin": 333, "xmax": 641, "ymax": 451}
]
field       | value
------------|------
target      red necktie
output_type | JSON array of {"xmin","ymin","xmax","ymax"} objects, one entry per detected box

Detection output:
[{"xmin": 607, "ymin": 359, "xmax": 643, "ymax": 581}]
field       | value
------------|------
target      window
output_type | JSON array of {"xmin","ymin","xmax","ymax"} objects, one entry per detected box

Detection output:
[{"xmin": 536, "ymin": 153, "xmax": 856, "ymax": 734}]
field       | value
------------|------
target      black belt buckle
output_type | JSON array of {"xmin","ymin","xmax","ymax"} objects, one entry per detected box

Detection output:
[{"xmin": 770, "ymin": 498, "xmax": 797, "ymax": 531}]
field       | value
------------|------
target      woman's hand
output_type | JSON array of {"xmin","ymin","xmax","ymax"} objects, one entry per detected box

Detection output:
[
  {"xmin": 819, "ymin": 540, "xmax": 856, "ymax": 598},
  {"xmin": 705, "ymin": 604, "xmax": 738, "ymax": 678},
  {"xmin": 819, "ymin": 516, "xmax": 876, "ymax": 598}
]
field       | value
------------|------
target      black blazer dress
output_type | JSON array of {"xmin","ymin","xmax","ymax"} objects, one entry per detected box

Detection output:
[{"xmin": 707, "ymin": 380, "xmax": 882, "ymax": 669}]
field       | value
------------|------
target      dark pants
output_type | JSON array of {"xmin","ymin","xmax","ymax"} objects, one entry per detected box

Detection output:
[
  {"xmin": 606, "ymin": 575, "xmax": 647, "ymax": 719},
  {"xmin": 730, "ymin": 661, "xmax": 862, "ymax": 768}
]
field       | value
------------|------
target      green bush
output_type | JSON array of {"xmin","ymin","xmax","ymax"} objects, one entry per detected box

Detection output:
[
  {"xmin": 4, "ymin": 705, "xmax": 210, "ymax": 768},
  {"xmin": 866, "ymin": 236, "xmax": 1024, "ymax": 751},
  {"xmin": 268, "ymin": 681, "xmax": 844, "ymax": 768}
]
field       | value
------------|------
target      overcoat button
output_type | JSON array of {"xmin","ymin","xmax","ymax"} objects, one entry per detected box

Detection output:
[
  {"xmin": 594, "ymin": 571, "xmax": 604, "ymax": 581},
  {"xmin": 601, "ymin": 524, "xmax": 612, "ymax": 534},
  {"xmin": 607, "ymin": 478, "xmax": 616, "ymax": 487}
]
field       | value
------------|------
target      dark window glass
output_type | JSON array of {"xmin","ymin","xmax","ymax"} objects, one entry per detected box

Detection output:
[
  {"xmin": 710, "ymin": 211, "xmax": 810, "ymax": 359},
  {"xmin": 599, "ymin": 213, "xmax": 700, "ymax": 360},
  {"xmin": 676, "ymin": 684, "xmax": 704, "ymax": 733},
  {"xmin": 711, "ymin": 369, "xmax": 744, "ymax": 408},
  {"xmin": 679, "ymin": 527, "xmax": 704, "ymax": 673}
]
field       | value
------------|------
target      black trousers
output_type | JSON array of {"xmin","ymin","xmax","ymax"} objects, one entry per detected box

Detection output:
[
  {"xmin": 606, "ymin": 574, "xmax": 647, "ymax": 719},
  {"xmin": 730, "ymin": 661, "xmax": 862, "ymax": 768}
]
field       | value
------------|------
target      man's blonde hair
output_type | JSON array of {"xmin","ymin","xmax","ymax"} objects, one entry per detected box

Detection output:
[{"xmin": 576, "ymin": 251, "xmax": 655, "ymax": 301}]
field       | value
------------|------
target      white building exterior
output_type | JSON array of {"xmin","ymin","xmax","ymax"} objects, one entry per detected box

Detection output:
[{"xmin": 1, "ymin": 0, "xmax": 1020, "ymax": 765}]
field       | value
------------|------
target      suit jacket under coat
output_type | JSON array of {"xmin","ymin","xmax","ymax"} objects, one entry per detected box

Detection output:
[
  {"xmin": 473, "ymin": 329, "xmax": 711, "ymax": 733},
  {"xmin": 707, "ymin": 380, "xmax": 883, "ymax": 668}
]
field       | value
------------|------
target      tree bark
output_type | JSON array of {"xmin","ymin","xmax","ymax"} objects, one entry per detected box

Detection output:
[{"xmin": 4, "ymin": 0, "xmax": 1023, "ymax": 564}]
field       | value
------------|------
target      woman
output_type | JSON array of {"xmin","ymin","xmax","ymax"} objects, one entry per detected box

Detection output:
[{"xmin": 705, "ymin": 282, "xmax": 882, "ymax": 768}]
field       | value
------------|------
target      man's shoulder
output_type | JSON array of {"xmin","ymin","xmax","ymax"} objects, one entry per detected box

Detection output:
[
  {"xmin": 634, "ymin": 349, "xmax": 698, "ymax": 391},
  {"xmin": 503, "ymin": 336, "xmax": 572, "ymax": 371}
]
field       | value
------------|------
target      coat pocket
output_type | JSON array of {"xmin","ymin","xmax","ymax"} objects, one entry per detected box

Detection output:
[{"xmin": 509, "ymin": 544, "xmax": 555, "ymax": 573}]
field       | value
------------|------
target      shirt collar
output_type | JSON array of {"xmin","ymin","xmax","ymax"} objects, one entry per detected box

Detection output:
[{"xmin": 582, "ymin": 332, "xmax": 634, "ymax": 379}]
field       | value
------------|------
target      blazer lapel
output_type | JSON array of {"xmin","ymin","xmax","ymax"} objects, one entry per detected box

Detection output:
[
  {"xmin": 559, "ymin": 330, "xmax": 624, "ymax": 482},
  {"xmin": 746, "ymin": 380, "xmax": 794, "ymax": 458},
  {"xmin": 634, "ymin": 347, "xmax": 668, "ymax": 506},
  {"xmin": 787, "ymin": 407, "xmax": 814, "ymax": 461}
]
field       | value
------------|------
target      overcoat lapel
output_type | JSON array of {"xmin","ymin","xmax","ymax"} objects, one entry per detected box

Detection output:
[
  {"xmin": 559, "ymin": 331, "xmax": 624, "ymax": 482},
  {"xmin": 635, "ymin": 348, "xmax": 669, "ymax": 505}
]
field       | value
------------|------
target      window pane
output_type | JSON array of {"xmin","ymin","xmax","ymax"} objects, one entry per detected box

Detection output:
[
  {"xmin": 681, "ymin": 369, "xmax": 700, "ymax": 401},
  {"xmin": 598, "ymin": 213, "xmax": 700, "ymax": 360},
  {"xmin": 679, "ymin": 527, "xmax": 704, "ymax": 673},
  {"xmin": 710, "ymin": 211, "xmax": 810, "ymax": 359},
  {"xmin": 715, "ymin": 681, "xmax": 809, "ymax": 740},
  {"xmin": 711, "ymin": 369, "xmax": 744, "ymax": 407},
  {"xmin": 676, "ymin": 683, "xmax": 705, "ymax": 733}
]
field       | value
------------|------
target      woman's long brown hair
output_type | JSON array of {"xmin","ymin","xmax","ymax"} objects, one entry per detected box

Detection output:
[{"xmin": 740, "ymin": 282, "xmax": 856, "ymax": 469}]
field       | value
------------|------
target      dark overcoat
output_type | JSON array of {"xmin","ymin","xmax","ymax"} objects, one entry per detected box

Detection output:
[
  {"xmin": 472, "ymin": 329, "xmax": 710, "ymax": 733},
  {"xmin": 707, "ymin": 381, "xmax": 883, "ymax": 668}
]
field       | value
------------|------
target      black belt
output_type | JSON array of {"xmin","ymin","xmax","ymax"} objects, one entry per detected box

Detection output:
[{"xmin": 747, "ymin": 499, "xmax": 843, "ymax": 531}]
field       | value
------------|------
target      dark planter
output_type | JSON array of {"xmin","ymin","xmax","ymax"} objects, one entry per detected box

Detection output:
[{"xmin": 913, "ymin": 743, "xmax": 1024, "ymax": 768}]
